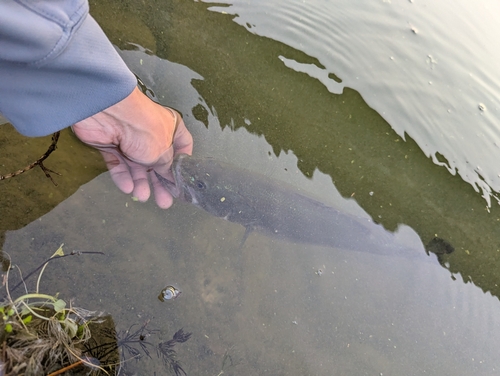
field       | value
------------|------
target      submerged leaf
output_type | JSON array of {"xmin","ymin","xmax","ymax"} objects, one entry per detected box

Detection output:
[
  {"xmin": 52, "ymin": 243, "xmax": 65, "ymax": 258},
  {"xmin": 64, "ymin": 320, "xmax": 78, "ymax": 338},
  {"xmin": 53, "ymin": 299, "xmax": 66, "ymax": 313}
]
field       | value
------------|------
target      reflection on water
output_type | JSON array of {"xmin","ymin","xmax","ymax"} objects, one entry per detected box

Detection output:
[
  {"xmin": 109, "ymin": 7, "xmax": 500, "ymax": 304},
  {"xmin": 2, "ymin": 48, "xmax": 500, "ymax": 373},
  {"xmin": 203, "ymin": 0, "xmax": 500, "ymax": 206},
  {"xmin": 4, "ymin": 128, "xmax": 500, "ymax": 374},
  {"xmin": 1, "ymin": 0, "xmax": 500, "ymax": 374},
  {"xmin": 107, "ymin": 0, "xmax": 500, "ymax": 302}
]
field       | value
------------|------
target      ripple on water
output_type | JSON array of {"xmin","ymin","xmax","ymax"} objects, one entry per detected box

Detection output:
[{"xmin": 205, "ymin": 0, "xmax": 500, "ymax": 205}]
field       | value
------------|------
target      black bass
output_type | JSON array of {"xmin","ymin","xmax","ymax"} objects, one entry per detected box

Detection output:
[{"xmin": 158, "ymin": 154, "xmax": 448, "ymax": 257}]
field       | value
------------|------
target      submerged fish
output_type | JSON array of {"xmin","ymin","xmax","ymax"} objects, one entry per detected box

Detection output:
[{"xmin": 157, "ymin": 154, "xmax": 448, "ymax": 257}]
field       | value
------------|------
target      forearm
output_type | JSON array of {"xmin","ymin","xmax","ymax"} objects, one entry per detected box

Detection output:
[{"xmin": 0, "ymin": 0, "xmax": 136, "ymax": 137}]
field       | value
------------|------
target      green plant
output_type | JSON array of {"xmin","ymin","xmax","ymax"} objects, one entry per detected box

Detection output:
[{"xmin": 0, "ymin": 245, "xmax": 105, "ymax": 375}]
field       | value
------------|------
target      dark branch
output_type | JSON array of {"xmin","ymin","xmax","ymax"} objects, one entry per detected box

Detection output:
[{"xmin": 0, "ymin": 131, "xmax": 61, "ymax": 185}]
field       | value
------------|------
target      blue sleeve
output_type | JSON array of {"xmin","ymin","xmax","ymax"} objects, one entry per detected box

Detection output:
[{"xmin": 0, "ymin": 0, "xmax": 137, "ymax": 137}]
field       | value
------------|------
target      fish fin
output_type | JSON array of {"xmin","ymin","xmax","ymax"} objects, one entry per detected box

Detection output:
[{"xmin": 238, "ymin": 226, "xmax": 254, "ymax": 249}]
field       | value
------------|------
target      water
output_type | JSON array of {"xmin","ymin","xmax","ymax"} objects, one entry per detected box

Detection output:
[
  {"xmin": 203, "ymin": 0, "xmax": 500, "ymax": 206},
  {"xmin": 2, "ymin": 0, "xmax": 500, "ymax": 374}
]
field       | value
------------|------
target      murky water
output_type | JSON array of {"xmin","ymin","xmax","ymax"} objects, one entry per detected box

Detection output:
[
  {"xmin": 202, "ymin": 0, "xmax": 500, "ymax": 205},
  {"xmin": 2, "ymin": 0, "xmax": 500, "ymax": 374}
]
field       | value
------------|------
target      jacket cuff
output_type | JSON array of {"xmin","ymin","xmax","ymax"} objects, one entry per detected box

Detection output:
[{"xmin": 0, "ymin": 14, "xmax": 136, "ymax": 137}]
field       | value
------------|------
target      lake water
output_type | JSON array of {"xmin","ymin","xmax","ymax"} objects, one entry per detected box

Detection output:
[{"xmin": 2, "ymin": 0, "xmax": 500, "ymax": 374}]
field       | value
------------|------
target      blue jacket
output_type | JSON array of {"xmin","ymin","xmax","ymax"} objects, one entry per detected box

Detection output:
[{"xmin": 0, "ymin": 0, "xmax": 137, "ymax": 136}]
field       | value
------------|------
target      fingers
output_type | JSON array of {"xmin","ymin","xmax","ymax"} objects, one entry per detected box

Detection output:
[
  {"xmin": 128, "ymin": 160, "xmax": 152, "ymax": 202},
  {"xmin": 99, "ymin": 149, "xmax": 134, "ymax": 194},
  {"xmin": 101, "ymin": 148, "xmax": 152, "ymax": 202},
  {"xmin": 101, "ymin": 145, "xmax": 175, "ymax": 207},
  {"xmin": 150, "ymin": 170, "xmax": 174, "ymax": 209},
  {"xmin": 79, "ymin": 104, "xmax": 194, "ymax": 209}
]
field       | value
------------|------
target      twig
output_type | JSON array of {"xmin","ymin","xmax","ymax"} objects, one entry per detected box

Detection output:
[
  {"xmin": 5, "ymin": 250, "xmax": 105, "ymax": 297},
  {"xmin": 0, "ymin": 131, "xmax": 61, "ymax": 185},
  {"xmin": 47, "ymin": 359, "xmax": 84, "ymax": 376},
  {"xmin": 47, "ymin": 355, "xmax": 104, "ymax": 376}
]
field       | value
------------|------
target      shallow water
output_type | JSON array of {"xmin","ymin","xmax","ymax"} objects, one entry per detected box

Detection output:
[
  {"xmin": 2, "ymin": 0, "xmax": 500, "ymax": 374},
  {"xmin": 203, "ymin": 0, "xmax": 500, "ymax": 206}
]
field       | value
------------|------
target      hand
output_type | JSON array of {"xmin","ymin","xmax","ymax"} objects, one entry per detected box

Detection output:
[{"xmin": 72, "ymin": 87, "xmax": 193, "ymax": 208}]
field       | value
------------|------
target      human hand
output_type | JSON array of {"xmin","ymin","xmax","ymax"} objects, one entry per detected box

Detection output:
[{"xmin": 72, "ymin": 87, "xmax": 193, "ymax": 208}]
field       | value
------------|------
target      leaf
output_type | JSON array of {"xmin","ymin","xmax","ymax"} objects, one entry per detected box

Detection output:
[
  {"xmin": 63, "ymin": 320, "xmax": 78, "ymax": 338},
  {"xmin": 77, "ymin": 324, "xmax": 85, "ymax": 338},
  {"xmin": 22, "ymin": 315, "xmax": 32, "ymax": 325},
  {"xmin": 52, "ymin": 244, "xmax": 65, "ymax": 258},
  {"xmin": 5, "ymin": 324, "xmax": 12, "ymax": 333},
  {"xmin": 53, "ymin": 299, "xmax": 66, "ymax": 313},
  {"xmin": 20, "ymin": 306, "xmax": 31, "ymax": 316}
]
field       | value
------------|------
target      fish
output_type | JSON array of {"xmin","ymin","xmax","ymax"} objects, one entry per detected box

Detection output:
[{"xmin": 157, "ymin": 154, "xmax": 450, "ymax": 258}]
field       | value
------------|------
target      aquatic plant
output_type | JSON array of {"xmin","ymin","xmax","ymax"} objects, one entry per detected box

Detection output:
[
  {"xmin": 83, "ymin": 319, "xmax": 158, "ymax": 374},
  {"xmin": 0, "ymin": 245, "xmax": 105, "ymax": 375},
  {"xmin": 157, "ymin": 328, "xmax": 192, "ymax": 376},
  {"xmin": 85, "ymin": 321, "xmax": 192, "ymax": 375},
  {"xmin": 0, "ymin": 245, "xmax": 192, "ymax": 375}
]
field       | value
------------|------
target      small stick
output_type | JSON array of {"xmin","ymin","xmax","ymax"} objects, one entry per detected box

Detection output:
[
  {"xmin": 47, "ymin": 354, "xmax": 101, "ymax": 375},
  {"xmin": 5, "ymin": 250, "xmax": 105, "ymax": 296},
  {"xmin": 47, "ymin": 359, "xmax": 83, "ymax": 376},
  {"xmin": 0, "ymin": 131, "xmax": 61, "ymax": 185}
]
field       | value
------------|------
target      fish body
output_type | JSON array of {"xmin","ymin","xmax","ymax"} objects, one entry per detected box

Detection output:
[{"xmin": 159, "ymin": 154, "xmax": 420, "ymax": 257}]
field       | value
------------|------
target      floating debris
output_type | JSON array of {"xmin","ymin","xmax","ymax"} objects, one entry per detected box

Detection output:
[
  {"xmin": 159, "ymin": 286, "xmax": 181, "ymax": 302},
  {"xmin": 426, "ymin": 55, "xmax": 437, "ymax": 69}
]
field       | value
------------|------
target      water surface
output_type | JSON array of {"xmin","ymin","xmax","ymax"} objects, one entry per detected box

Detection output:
[
  {"xmin": 203, "ymin": 0, "xmax": 500, "ymax": 205},
  {"xmin": 1, "ymin": 1, "xmax": 500, "ymax": 374}
]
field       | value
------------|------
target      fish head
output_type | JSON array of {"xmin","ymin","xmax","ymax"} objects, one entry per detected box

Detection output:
[{"xmin": 170, "ymin": 154, "xmax": 239, "ymax": 218}]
